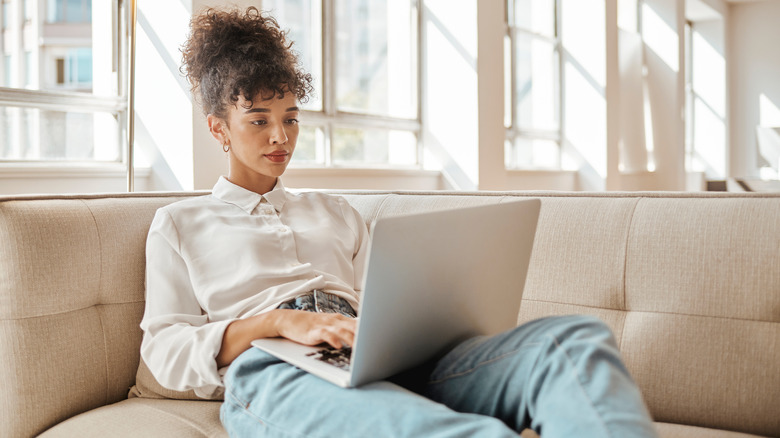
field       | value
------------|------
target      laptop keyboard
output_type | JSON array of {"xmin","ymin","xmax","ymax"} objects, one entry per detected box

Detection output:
[{"xmin": 306, "ymin": 346, "xmax": 352, "ymax": 371}]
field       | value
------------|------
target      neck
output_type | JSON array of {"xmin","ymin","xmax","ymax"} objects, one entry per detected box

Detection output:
[{"xmin": 226, "ymin": 173, "xmax": 278, "ymax": 195}]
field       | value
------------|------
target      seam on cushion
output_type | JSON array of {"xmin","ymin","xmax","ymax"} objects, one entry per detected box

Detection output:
[
  {"xmin": 80, "ymin": 199, "xmax": 104, "ymax": 303},
  {"xmin": 94, "ymin": 306, "xmax": 111, "ymax": 405},
  {"xmin": 620, "ymin": 198, "xmax": 641, "ymax": 352},
  {"xmin": 622, "ymin": 198, "xmax": 640, "ymax": 312},
  {"xmin": 0, "ymin": 300, "xmax": 145, "ymax": 321},
  {"xmin": 81, "ymin": 199, "xmax": 111, "ymax": 406},
  {"xmin": 521, "ymin": 298, "xmax": 778, "ymax": 324}
]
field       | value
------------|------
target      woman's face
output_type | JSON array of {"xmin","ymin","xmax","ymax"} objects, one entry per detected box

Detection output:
[{"xmin": 210, "ymin": 92, "xmax": 300, "ymax": 194}]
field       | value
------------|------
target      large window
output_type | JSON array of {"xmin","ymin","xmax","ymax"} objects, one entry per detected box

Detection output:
[
  {"xmin": 684, "ymin": 17, "xmax": 727, "ymax": 179},
  {"xmin": 263, "ymin": 0, "xmax": 420, "ymax": 168},
  {"xmin": 505, "ymin": 0, "xmax": 561, "ymax": 169},
  {"xmin": 0, "ymin": 0, "xmax": 125, "ymax": 163},
  {"xmin": 47, "ymin": 0, "xmax": 92, "ymax": 23}
]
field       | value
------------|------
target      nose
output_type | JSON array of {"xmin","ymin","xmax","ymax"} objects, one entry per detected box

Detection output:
[{"xmin": 270, "ymin": 123, "xmax": 288, "ymax": 145}]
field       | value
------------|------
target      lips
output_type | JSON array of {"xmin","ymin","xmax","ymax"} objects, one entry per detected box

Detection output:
[{"xmin": 264, "ymin": 150, "xmax": 289, "ymax": 163}]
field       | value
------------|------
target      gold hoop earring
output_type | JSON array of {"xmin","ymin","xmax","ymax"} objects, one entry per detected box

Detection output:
[{"xmin": 222, "ymin": 142, "xmax": 230, "ymax": 153}]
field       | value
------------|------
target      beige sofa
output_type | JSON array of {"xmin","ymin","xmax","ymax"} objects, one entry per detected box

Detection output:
[{"xmin": 1, "ymin": 189, "xmax": 778, "ymax": 438}]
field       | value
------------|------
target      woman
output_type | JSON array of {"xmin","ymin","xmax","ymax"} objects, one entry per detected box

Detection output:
[{"xmin": 141, "ymin": 6, "xmax": 658, "ymax": 437}]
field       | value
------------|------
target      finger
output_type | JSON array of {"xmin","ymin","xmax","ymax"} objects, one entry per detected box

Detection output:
[
  {"xmin": 338, "ymin": 325, "xmax": 356, "ymax": 347},
  {"xmin": 320, "ymin": 330, "xmax": 347, "ymax": 349}
]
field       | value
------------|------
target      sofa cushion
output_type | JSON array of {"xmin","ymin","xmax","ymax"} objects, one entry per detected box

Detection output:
[
  {"xmin": 128, "ymin": 358, "xmax": 224, "ymax": 401},
  {"xmin": 38, "ymin": 398, "xmax": 226, "ymax": 438}
]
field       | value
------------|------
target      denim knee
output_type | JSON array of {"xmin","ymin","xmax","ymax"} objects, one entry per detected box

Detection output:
[
  {"xmin": 543, "ymin": 315, "xmax": 616, "ymax": 345},
  {"xmin": 514, "ymin": 315, "xmax": 621, "ymax": 368},
  {"xmin": 537, "ymin": 315, "xmax": 627, "ymax": 374}
]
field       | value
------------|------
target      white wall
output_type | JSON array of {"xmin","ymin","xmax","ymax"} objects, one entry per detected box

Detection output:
[
  {"xmin": 728, "ymin": 0, "xmax": 780, "ymax": 179},
  {"xmin": 0, "ymin": 165, "xmax": 151, "ymax": 194},
  {"xmin": 638, "ymin": 0, "xmax": 687, "ymax": 190},
  {"xmin": 134, "ymin": 0, "xmax": 228, "ymax": 191}
]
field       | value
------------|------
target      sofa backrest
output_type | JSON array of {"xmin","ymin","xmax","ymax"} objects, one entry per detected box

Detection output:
[
  {"xmin": 1, "ymin": 190, "xmax": 778, "ymax": 437},
  {"xmin": 0, "ymin": 192, "xmax": 206, "ymax": 437},
  {"xmin": 335, "ymin": 191, "xmax": 780, "ymax": 438}
]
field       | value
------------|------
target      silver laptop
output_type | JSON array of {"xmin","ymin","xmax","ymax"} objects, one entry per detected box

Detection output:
[{"xmin": 251, "ymin": 198, "xmax": 541, "ymax": 388}]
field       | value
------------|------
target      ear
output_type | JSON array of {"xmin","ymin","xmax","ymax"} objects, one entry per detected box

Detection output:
[{"xmin": 207, "ymin": 114, "xmax": 229, "ymax": 145}]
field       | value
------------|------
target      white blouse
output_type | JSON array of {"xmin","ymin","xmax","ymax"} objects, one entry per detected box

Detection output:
[{"xmin": 140, "ymin": 176, "xmax": 369, "ymax": 397}]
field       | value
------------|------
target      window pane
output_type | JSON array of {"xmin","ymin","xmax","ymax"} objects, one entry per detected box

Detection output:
[
  {"xmin": 514, "ymin": 0, "xmax": 555, "ymax": 37},
  {"xmin": 515, "ymin": 34, "xmax": 558, "ymax": 131},
  {"xmin": 24, "ymin": 0, "xmax": 34, "ymax": 21},
  {"xmin": 262, "ymin": 0, "xmax": 323, "ymax": 111},
  {"xmin": 504, "ymin": 35, "xmax": 512, "ymax": 129},
  {"xmin": 24, "ymin": 51, "xmax": 33, "ymax": 87},
  {"xmin": 7, "ymin": 0, "xmax": 95, "ymax": 93},
  {"xmin": 1, "ymin": 0, "xmax": 120, "ymax": 164},
  {"xmin": 335, "ymin": 0, "xmax": 417, "ymax": 119},
  {"xmin": 47, "ymin": 0, "xmax": 63, "ymax": 22},
  {"xmin": 293, "ymin": 124, "xmax": 326, "ymax": 165},
  {"xmin": 506, "ymin": 137, "xmax": 559, "ymax": 169},
  {"xmin": 66, "ymin": 0, "xmax": 87, "ymax": 22},
  {"xmin": 333, "ymin": 127, "xmax": 416, "ymax": 166},
  {"xmin": 3, "ymin": 2, "xmax": 10, "ymax": 29},
  {"xmin": 3, "ymin": 54, "xmax": 12, "ymax": 87},
  {"xmin": 0, "ymin": 106, "xmax": 119, "ymax": 161}
]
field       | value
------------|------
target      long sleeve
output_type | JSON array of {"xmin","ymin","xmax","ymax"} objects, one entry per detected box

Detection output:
[
  {"xmin": 140, "ymin": 209, "xmax": 234, "ymax": 398},
  {"xmin": 138, "ymin": 178, "xmax": 365, "ymax": 396}
]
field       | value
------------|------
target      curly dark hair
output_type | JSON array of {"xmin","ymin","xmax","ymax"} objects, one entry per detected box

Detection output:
[{"xmin": 180, "ymin": 6, "xmax": 313, "ymax": 119}]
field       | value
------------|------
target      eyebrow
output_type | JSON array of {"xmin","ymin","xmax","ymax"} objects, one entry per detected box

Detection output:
[{"xmin": 244, "ymin": 107, "xmax": 299, "ymax": 114}]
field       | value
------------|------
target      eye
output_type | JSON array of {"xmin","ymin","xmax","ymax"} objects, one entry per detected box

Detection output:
[
  {"xmin": 251, "ymin": 119, "xmax": 267, "ymax": 126},
  {"xmin": 285, "ymin": 118, "xmax": 299, "ymax": 125}
]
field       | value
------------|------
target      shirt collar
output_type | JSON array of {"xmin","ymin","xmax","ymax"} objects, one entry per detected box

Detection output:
[{"xmin": 212, "ymin": 176, "xmax": 288, "ymax": 214}]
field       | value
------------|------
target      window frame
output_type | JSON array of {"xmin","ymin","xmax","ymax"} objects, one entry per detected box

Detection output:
[
  {"xmin": 504, "ymin": 0, "xmax": 563, "ymax": 169},
  {"xmin": 0, "ymin": 0, "xmax": 127, "ymax": 165},
  {"xmin": 684, "ymin": 19, "xmax": 694, "ymax": 174},
  {"xmin": 293, "ymin": 0, "xmax": 423, "ymax": 169}
]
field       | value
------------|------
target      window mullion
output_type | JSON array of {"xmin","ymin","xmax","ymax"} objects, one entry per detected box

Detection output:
[
  {"xmin": 322, "ymin": 0, "xmax": 336, "ymax": 165},
  {"xmin": 0, "ymin": 87, "xmax": 126, "ymax": 112},
  {"xmin": 322, "ymin": 0, "xmax": 336, "ymax": 118},
  {"xmin": 416, "ymin": 0, "xmax": 424, "ymax": 167},
  {"xmin": 555, "ymin": 0, "xmax": 563, "ymax": 169}
]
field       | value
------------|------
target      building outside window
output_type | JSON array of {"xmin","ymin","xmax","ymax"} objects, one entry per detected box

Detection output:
[
  {"xmin": 2, "ymin": 1, "xmax": 10, "ymax": 30},
  {"xmin": 262, "ymin": 0, "xmax": 420, "ymax": 168},
  {"xmin": 505, "ymin": 0, "xmax": 562, "ymax": 169},
  {"xmin": 0, "ymin": 0, "xmax": 125, "ymax": 163},
  {"xmin": 47, "ymin": 0, "xmax": 91, "ymax": 23}
]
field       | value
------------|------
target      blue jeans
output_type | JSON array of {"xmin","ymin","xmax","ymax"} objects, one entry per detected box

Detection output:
[
  {"xmin": 275, "ymin": 290, "xmax": 357, "ymax": 318},
  {"xmin": 220, "ymin": 315, "xmax": 658, "ymax": 437}
]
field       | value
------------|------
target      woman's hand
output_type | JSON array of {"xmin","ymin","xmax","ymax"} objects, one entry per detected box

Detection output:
[
  {"xmin": 274, "ymin": 310, "xmax": 357, "ymax": 349},
  {"xmin": 216, "ymin": 309, "xmax": 357, "ymax": 368}
]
